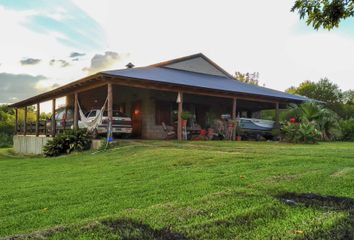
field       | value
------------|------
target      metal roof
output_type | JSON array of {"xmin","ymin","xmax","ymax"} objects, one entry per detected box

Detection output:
[{"xmin": 103, "ymin": 67, "xmax": 309, "ymax": 102}]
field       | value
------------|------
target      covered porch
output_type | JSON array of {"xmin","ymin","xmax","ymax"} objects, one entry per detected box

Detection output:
[{"xmin": 12, "ymin": 74, "xmax": 285, "ymax": 142}]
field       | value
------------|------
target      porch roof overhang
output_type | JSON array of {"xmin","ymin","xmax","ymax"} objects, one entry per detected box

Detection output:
[{"xmin": 9, "ymin": 66, "xmax": 309, "ymax": 108}]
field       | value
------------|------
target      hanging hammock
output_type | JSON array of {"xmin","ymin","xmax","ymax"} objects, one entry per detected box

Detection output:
[{"xmin": 77, "ymin": 97, "xmax": 108, "ymax": 131}]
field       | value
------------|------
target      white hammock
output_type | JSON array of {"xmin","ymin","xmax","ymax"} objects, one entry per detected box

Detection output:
[{"xmin": 78, "ymin": 97, "xmax": 108, "ymax": 131}]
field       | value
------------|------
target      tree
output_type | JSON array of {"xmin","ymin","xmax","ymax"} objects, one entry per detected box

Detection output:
[
  {"xmin": 287, "ymin": 78, "xmax": 342, "ymax": 104},
  {"xmin": 287, "ymin": 78, "xmax": 353, "ymax": 119},
  {"xmin": 291, "ymin": 0, "xmax": 354, "ymax": 30},
  {"xmin": 343, "ymin": 90, "xmax": 354, "ymax": 104},
  {"xmin": 234, "ymin": 72, "xmax": 260, "ymax": 86}
]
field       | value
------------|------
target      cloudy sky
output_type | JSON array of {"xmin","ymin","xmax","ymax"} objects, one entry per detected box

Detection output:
[{"xmin": 0, "ymin": 0, "xmax": 353, "ymax": 106}]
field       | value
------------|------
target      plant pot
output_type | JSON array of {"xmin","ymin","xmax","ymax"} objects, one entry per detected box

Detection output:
[
  {"xmin": 182, "ymin": 120, "xmax": 188, "ymax": 128},
  {"xmin": 236, "ymin": 135, "xmax": 241, "ymax": 141}
]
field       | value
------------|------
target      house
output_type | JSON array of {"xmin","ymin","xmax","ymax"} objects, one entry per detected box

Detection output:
[{"xmin": 10, "ymin": 53, "xmax": 308, "ymax": 154}]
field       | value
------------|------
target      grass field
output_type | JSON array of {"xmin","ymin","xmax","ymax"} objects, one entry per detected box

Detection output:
[{"xmin": 0, "ymin": 141, "xmax": 353, "ymax": 239}]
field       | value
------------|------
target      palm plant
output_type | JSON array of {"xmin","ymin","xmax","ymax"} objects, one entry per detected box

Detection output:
[{"xmin": 288, "ymin": 101, "xmax": 339, "ymax": 140}]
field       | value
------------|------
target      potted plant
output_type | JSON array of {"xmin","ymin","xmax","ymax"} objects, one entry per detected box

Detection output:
[{"xmin": 181, "ymin": 111, "xmax": 192, "ymax": 128}]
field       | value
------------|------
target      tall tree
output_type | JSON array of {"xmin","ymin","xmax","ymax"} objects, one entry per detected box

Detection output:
[
  {"xmin": 234, "ymin": 72, "xmax": 260, "ymax": 86},
  {"xmin": 287, "ymin": 78, "xmax": 342, "ymax": 104},
  {"xmin": 287, "ymin": 78, "xmax": 354, "ymax": 119},
  {"xmin": 291, "ymin": 0, "xmax": 354, "ymax": 30}
]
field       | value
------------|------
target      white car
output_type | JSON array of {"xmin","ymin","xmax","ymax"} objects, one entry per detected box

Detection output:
[{"xmin": 79, "ymin": 110, "xmax": 133, "ymax": 138}]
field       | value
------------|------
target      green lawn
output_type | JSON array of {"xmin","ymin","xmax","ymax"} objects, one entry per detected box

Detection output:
[{"xmin": 0, "ymin": 141, "xmax": 353, "ymax": 239}]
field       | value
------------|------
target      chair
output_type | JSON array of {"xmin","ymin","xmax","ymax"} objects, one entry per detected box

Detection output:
[{"xmin": 162, "ymin": 122, "xmax": 176, "ymax": 139}]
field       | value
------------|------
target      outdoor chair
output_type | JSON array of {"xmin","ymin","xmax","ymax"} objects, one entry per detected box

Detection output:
[{"xmin": 162, "ymin": 122, "xmax": 176, "ymax": 139}]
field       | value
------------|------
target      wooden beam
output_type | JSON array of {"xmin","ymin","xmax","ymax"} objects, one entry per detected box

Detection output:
[
  {"xmin": 177, "ymin": 91, "xmax": 183, "ymax": 141},
  {"xmin": 275, "ymin": 102, "xmax": 280, "ymax": 128},
  {"xmin": 106, "ymin": 76, "xmax": 288, "ymax": 105},
  {"xmin": 36, "ymin": 103, "xmax": 40, "ymax": 136},
  {"xmin": 232, "ymin": 97, "xmax": 237, "ymax": 120},
  {"xmin": 107, "ymin": 83, "xmax": 113, "ymax": 134},
  {"xmin": 24, "ymin": 107, "xmax": 27, "ymax": 136},
  {"xmin": 15, "ymin": 108, "xmax": 18, "ymax": 134},
  {"xmin": 74, "ymin": 92, "xmax": 79, "ymax": 130},
  {"xmin": 232, "ymin": 97, "xmax": 237, "ymax": 141},
  {"xmin": 52, "ymin": 99, "xmax": 56, "ymax": 137}
]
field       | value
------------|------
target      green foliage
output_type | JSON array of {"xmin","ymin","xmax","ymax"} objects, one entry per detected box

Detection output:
[
  {"xmin": 339, "ymin": 118, "xmax": 354, "ymax": 141},
  {"xmin": 287, "ymin": 78, "xmax": 342, "ymax": 105},
  {"xmin": 0, "ymin": 105, "xmax": 15, "ymax": 147},
  {"xmin": 291, "ymin": 0, "xmax": 354, "ymax": 30},
  {"xmin": 181, "ymin": 111, "xmax": 192, "ymax": 120},
  {"xmin": 287, "ymin": 101, "xmax": 339, "ymax": 140},
  {"xmin": 234, "ymin": 71, "xmax": 260, "ymax": 85},
  {"xmin": 287, "ymin": 78, "xmax": 353, "ymax": 120},
  {"xmin": 43, "ymin": 129, "xmax": 92, "ymax": 157},
  {"xmin": 297, "ymin": 121, "xmax": 322, "ymax": 143},
  {"xmin": 281, "ymin": 121, "xmax": 321, "ymax": 144},
  {"xmin": 281, "ymin": 121, "xmax": 299, "ymax": 142},
  {"xmin": 0, "ymin": 133, "xmax": 13, "ymax": 148}
]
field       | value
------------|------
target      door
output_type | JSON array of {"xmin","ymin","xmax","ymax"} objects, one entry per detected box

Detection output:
[{"xmin": 131, "ymin": 100, "xmax": 142, "ymax": 137}]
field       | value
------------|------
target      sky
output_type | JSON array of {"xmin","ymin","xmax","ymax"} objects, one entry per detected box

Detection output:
[{"xmin": 0, "ymin": 0, "xmax": 353, "ymax": 109}]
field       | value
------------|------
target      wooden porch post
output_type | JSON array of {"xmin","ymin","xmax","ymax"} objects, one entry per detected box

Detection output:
[
  {"xmin": 177, "ymin": 91, "xmax": 183, "ymax": 141},
  {"xmin": 232, "ymin": 97, "xmax": 237, "ymax": 140},
  {"xmin": 275, "ymin": 102, "xmax": 280, "ymax": 128},
  {"xmin": 107, "ymin": 83, "xmax": 113, "ymax": 132},
  {"xmin": 74, "ymin": 92, "xmax": 79, "ymax": 130},
  {"xmin": 52, "ymin": 99, "xmax": 56, "ymax": 137},
  {"xmin": 15, "ymin": 108, "xmax": 18, "ymax": 134},
  {"xmin": 36, "ymin": 103, "xmax": 40, "ymax": 136},
  {"xmin": 24, "ymin": 107, "xmax": 27, "ymax": 136}
]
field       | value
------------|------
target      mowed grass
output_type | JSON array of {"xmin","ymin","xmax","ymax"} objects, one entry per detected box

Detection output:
[{"xmin": 0, "ymin": 141, "xmax": 353, "ymax": 239}]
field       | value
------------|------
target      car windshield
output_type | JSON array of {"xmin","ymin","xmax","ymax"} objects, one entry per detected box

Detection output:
[
  {"xmin": 103, "ymin": 111, "xmax": 129, "ymax": 117},
  {"xmin": 87, "ymin": 110, "xmax": 97, "ymax": 118}
]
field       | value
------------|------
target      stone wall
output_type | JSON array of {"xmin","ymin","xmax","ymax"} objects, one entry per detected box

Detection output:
[
  {"xmin": 13, "ymin": 135, "xmax": 52, "ymax": 155},
  {"xmin": 141, "ymin": 94, "xmax": 165, "ymax": 139}
]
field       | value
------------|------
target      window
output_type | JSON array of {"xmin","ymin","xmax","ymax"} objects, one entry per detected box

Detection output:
[{"xmin": 155, "ymin": 101, "xmax": 172, "ymax": 125}]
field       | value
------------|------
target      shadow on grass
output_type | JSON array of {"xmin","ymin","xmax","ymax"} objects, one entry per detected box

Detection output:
[
  {"xmin": 4, "ymin": 219, "xmax": 190, "ymax": 240},
  {"xmin": 101, "ymin": 218, "xmax": 190, "ymax": 240},
  {"xmin": 277, "ymin": 192, "xmax": 354, "ymax": 240}
]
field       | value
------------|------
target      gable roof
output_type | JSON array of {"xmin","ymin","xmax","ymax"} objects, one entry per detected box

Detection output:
[{"xmin": 150, "ymin": 53, "xmax": 235, "ymax": 79}]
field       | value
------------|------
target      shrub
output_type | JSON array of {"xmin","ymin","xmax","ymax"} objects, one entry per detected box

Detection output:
[
  {"xmin": 0, "ymin": 133, "xmax": 13, "ymax": 148},
  {"xmin": 43, "ymin": 129, "xmax": 92, "ymax": 157},
  {"xmin": 281, "ymin": 121, "xmax": 299, "ymax": 143},
  {"xmin": 281, "ymin": 121, "xmax": 321, "ymax": 144},
  {"xmin": 296, "ymin": 121, "xmax": 321, "ymax": 143},
  {"xmin": 339, "ymin": 119, "xmax": 354, "ymax": 141}
]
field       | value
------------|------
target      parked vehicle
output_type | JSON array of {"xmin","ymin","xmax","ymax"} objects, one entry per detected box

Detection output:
[
  {"xmin": 46, "ymin": 107, "xmax": 74, "ymax": 135},
  {"xmin": 79, "ymin": 109, "xmax": 133, "ymax": 138},
  {"xmin": 237, "ymin": 118, "xmax": 275, "ymax": 140}
]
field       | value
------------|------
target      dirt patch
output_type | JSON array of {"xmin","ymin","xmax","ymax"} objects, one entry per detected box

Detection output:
[
  {"xmin": 277, "ymin": 192, "xmax": 354, "ymax": 211},
  {"xmin": 102, "ymin": 218, "xmax": 190, "ymax": 240}
]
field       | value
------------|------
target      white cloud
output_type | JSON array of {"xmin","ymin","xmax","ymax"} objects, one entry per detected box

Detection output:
[
  {"xmin": 0, "ymin": 0, "xmax": 353, "ymax": 107},
  {"xmin": 72, "ymin": 0, "xmax": 354, "ymax": 91}
]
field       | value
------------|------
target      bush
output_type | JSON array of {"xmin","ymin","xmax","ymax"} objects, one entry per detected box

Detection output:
[
  {"xmin": 0, "ymin": 133, "xmax": 13, "ymax": 148},
  {"xmin": 297, "ymin": 121, "xmax": 321, "ymax": 143},
  {"xmin": 339, "ymin": 119, "xmax": 354, "ymax": 141},
  {"xmin": 43, "ymin": 129, "xmax": 92, "ymax": 157},
  {"xmin": 281, "ymin": 121, "xmax": 321, "ymax": 144}
]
